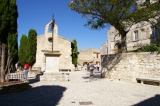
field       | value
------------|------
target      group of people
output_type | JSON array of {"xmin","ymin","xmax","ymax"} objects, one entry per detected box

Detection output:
[
  {"xmin": 15, "ymin": 62, "xmax": 30, "ymax": 81},
  {"xmin": 84, "ymin": 62, "xmax": 100, "ymax": 76}
]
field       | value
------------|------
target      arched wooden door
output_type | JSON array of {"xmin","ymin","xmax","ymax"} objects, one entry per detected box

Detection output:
[{"xmin": 114, "ymin": 43, "xmax": 121, "ymax": 54}]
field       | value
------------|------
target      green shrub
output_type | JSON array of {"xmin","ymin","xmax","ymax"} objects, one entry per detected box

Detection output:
[
  {"xmin": 128, "ymin": 39, "xmax": 160, "ymax": 52},
  {"xmin": 136, "ymin": 43, "xmax": 160, "ymax": 52}
]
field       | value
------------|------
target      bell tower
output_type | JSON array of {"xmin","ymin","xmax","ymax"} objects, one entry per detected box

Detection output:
[
  {"xmin": 44, "ymin": 20, "xmax": 58, "ymax": 51},
  {"xmin": 40, "ymin": 14, "xmax": 61, "ymax": 81}
]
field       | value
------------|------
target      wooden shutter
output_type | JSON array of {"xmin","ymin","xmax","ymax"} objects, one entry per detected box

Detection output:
[
  {"xmin": 146, "ymin": 27, "xmax": 150, "ymax": 38},
  {"xmin": 130, "ymin": 31, "xmax": 134, "ymax": 41},
  {"xmin": 138, "ymin": 29, "xmax": 141, "ymax": 40}
]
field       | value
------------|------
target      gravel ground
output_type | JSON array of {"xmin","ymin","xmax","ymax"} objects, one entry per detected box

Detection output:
[{"xmin": 0, "ymin": 70, "xmax": 160, "ymax": 106}]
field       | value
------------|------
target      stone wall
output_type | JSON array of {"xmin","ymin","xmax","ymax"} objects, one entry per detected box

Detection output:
[
  {"xmin": 33, "ymin": 35, "xmax": 46, "ymax": 69},
  {"xmin": 101, "ymin": 52, "xmax": 160, "ymax": 83},
  {"xmin": 100, "ymin": 42, "xmax": 108, "ymax": 55},
  {"xmin": 78, "ymin": 48, "xmax": 100, "ymax": 66},
  {"xmin": 78, "ymin": 48, "xmax": 94, "ymax": 66},
  {"xmin": 58, "ymin": 36, "xmax": 73, "ymax": 70},
  {"xmin": 0, "ymin": 82, "xmax": 30, "ymax": 94}
]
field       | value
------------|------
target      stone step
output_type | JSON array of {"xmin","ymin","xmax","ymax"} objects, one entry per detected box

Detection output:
[{"xmin": 37, "ymin": 72, "xmax": 70, "ymax": 81}]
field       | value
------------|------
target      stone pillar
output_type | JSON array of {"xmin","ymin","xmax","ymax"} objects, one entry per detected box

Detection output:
[
  {"xmin": 39, "ymin": 51, "xmax": 61, "ymax": 81},
  {"xmin": 44, "ymin": 52, "xmax": 61, "ymax": 74}
]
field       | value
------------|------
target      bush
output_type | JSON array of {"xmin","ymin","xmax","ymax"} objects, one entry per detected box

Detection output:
[
  {"xmin": 136, "ymin": 43, "xmax": 160, "ymax": 52},
  {"xmin": 128, "ymin": 39, "xmax": 160, "ymax": 52}
]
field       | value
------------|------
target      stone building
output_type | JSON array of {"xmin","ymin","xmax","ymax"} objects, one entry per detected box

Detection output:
[
  {"xmin": 100, "ymin": 23, "xmax": 160, "ymax": 55},
  {"xmin": 33, "ymin": 21, "xmax": 74, "ymax": 71},
  {"xmin": 101, "ymin": 52, "xmax": 160, "ymax": 83},
  {"xmin": 78, "ymin": 48, "xmax": 100, "ymax": 66},
  {"xmin": 100, "ymin": 0, "xmax": 160, "ymax": 82},
  {"xmin": 100, "ymin": 0, "xmax": 160, "ymax": 55}
]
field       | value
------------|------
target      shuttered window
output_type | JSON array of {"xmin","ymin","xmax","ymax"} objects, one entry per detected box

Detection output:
[
  {"xmin": 131, "ymin": 31, "xmax": 134, "ymax": 41},
  {"xmin": 138, "ymin": 29, "xmax": 141, "ymax": 40},
  {"xmin": 151, "ymin": 26, "xmax": 157, "ymax": 37},
  {"xmin": 146, "ymin": 27, "xmax": 150, "ymax": 38},
  {"xmin": 134, "ymin": 30, "xmax": 138, "ymax": 41}
]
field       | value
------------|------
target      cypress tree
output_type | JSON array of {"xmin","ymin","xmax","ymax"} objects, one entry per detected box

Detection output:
[
  {"xmin": 0, "ymin": 0, "xmax": 9, "ymax": 82},
  {"xmin": 18, "ymin": 34, "xmax": 28, "ymax": 65},
  {"xmin": 26, "ymin": 29, "xmax": 37, "ymax": 68},
  {"xmin": 8, "ymin": 0, "xmax": 18, "ymax": 71},
  {"xmin": 71, "ymin": 40, "xmax": 78, "ymax": 67},
  {"xmin": 0, "ymin": 0, "xmax": 18, "ymax": 82}
]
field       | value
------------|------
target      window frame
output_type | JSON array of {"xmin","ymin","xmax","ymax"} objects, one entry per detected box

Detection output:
[
  {"xmin": 134, "ymin": 30, "xmax": 139, "ymax": 41},
  {"xmin": 151, "ymin": 26, "xmax": 157, "ymax": 37}
]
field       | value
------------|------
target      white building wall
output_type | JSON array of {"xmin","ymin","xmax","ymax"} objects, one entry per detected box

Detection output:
[{"xmin": 33, "ymin": 22, "xmax": 73, "ymax": 71}]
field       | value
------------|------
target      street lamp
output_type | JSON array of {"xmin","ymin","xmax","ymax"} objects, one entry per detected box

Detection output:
[{"xmin": 50, "ymin": 14, "xmax": 55, "ymax": 52}]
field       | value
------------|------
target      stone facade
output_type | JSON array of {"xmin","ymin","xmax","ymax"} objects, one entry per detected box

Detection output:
[
  {"xmin": 100, "ymin": 22, "xmax": 160, "ymax": 55},
  {"xmin": 101, "ymin": 52, "xmax": 160, "ymax": 83},
  {"xmin": 78, "ymin": 48, "xmax": 100, "ymax": 66},
  {"xmin": 100, "ymin": 0, "xmax": 160, "ymax": 55},
  {"xmin": 100, "ymin": 0, "xmax": 160, "ymax": 83},
  {"xmin": 33, "ymin": 22, "xmax": 74, "ymax": 71}
]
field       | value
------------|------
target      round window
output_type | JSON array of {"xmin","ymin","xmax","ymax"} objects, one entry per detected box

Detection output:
[{"xmin": 48, "ymin": 37, "xmax": 53, "ymax": 42}]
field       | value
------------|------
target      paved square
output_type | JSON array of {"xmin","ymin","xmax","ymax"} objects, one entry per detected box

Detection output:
[{"xmin": 0, "ymin": 70, "xmax": 160, "ymax": 106}]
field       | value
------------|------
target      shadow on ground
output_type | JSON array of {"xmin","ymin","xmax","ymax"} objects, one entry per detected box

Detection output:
[
  {"xmin": 133, "ymin": 94, "xmax": 160, "ymax": 106},
  {"xmin": 28, "ymin": 74, "xmax": 42, "ymax": 84},
  {"xmin": 28, "ymin": 79, "xmax": 39, "ymax": 84},
  {"xmin": 82, "ymin": 71, "xmax": 101, "ymax": 82},
  {"xmin": 0, "ymin": 85, "xmax": 66, "ymax": 106}
]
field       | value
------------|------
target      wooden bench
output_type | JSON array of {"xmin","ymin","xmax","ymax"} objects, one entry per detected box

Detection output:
[
  {"xmin": 59, "ymin": 69, "xmax": 71, "ymax": 72},
  {"xmin": 136, "ymin": 77, "xmax": 160, "ymax": 86}
]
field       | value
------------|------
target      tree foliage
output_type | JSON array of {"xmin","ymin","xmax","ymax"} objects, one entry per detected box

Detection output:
[
  {"xmin": 136, "ymin": 43, "xmax": 160, "ymax": 52},
  {"xmin": 68, "ymin": 0, "xmax": 160, "ymax": 52},
  {"xmin": 71, "ymin": 39, "xmax": 78, "ymax": 67},
  {"xmin": 0, "ymin": 0, "xmax": 18, "ymax": 82},
  {"xmin": 19, "ymin": 29, "xmax": 37, "ymax": 68},
  {"xmin": 26, "ymin": 29, "xmax": 37, "ymax": 67},
  {"xmin": 8, "ymin": 0, "xmax": 18, "ymax": 65},
  {"xmin": 18, "ymin": 34, "xmax": 28, "ymax": 65}
]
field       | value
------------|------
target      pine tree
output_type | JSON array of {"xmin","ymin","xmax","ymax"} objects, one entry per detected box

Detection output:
[
  {"xmin": 18, "ymin": 34, "xmax": 28, "ymax": 65},
  {"xmin": 26, "ymin": 29, "xmax": 37, "ymax": 68}
]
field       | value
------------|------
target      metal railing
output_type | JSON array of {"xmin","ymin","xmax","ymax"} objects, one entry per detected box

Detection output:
[{"xmin": 8, "ymin": 72, "xmax": 24, "ymax": 82}]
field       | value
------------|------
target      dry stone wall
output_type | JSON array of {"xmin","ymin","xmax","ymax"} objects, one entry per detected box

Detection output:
[{"xmin": 101, "ymin": 52, "xmax": 160, "ymax": 83}]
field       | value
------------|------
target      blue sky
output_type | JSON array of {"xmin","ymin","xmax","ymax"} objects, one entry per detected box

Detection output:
[{"xmin": 16, "ymin": 0, "xmax": 108, "ymax": 51}]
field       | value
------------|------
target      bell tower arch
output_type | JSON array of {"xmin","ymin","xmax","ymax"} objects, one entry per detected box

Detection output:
[{"xmin": 44, "ymin": 21, "xmax": 58, "ymax": 51}]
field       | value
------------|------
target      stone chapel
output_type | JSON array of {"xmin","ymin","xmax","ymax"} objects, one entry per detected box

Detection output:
[{"xmin": 33, "ymin": 21, "xmax": 74, "ymax": 71}]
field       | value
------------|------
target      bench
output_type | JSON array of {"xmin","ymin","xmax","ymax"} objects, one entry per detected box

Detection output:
[
  {"xmin": 136, "ymin": 77, "xmax": 160, "ymax": 86},
  {"xmin": 9, "ymin": 72, "xmax": 24, "ymax": 81},
  {"xmin": 59, "ymin": 69, "xmax": 71, "ymax": 72}
]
